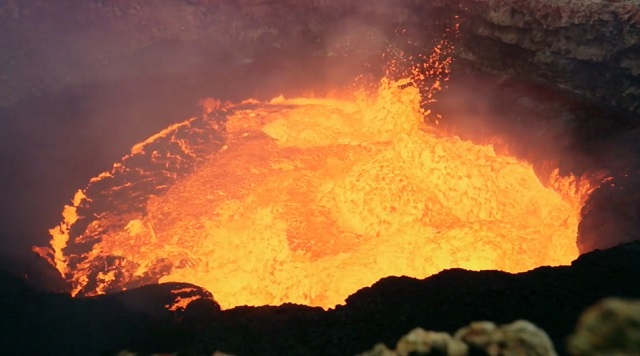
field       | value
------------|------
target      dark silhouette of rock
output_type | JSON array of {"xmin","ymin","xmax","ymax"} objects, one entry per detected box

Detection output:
[{"xmin": 0, "ymin": 241, "xmax": 639, "ymax": 355}]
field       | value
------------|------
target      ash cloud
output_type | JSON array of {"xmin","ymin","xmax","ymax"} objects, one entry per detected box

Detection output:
[{"xmin": 0, "ymin": 0, "xmax": 265, "ymax": 279}]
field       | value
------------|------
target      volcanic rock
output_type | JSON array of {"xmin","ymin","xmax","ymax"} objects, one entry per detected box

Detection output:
[
  {"xmin": 396, "ymin": 329, "xmax": 467, "ymax": 356},
  {"xmin": 456, "ymin": 320, "xmax": 557, "ymax": 356},
  {"xmin": 453, "ymin": 321, "xmax": 499, "ymax": 354},
  {"xmin": 359, "ymin": 327, "xmax": 468, "ymax": 356},
  {"xmin": 117, "ymin": 351, "xmax": 235, "ymax": 356},
  {"xmin": 566, "ymin": 297, "xmax": 640, "ymax": 355},
  {"xmin": 1, "ymin": 241, "xmax": 639, "ymax": 355},
  {"xmin": 427, "ymin": 0, "xmax": 640, "ymax": 114},
  {"xmin": 359, "ymin": 320, "xmax": 556, "ymax": 356}
]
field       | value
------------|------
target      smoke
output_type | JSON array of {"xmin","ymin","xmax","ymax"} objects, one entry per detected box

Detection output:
[{"xmin": 0, "ymin": 1, "xmax": 257, "ymax": 280}]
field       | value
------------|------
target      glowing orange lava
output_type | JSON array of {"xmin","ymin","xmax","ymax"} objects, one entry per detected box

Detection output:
[{"xmin": 37, "ymin": 44, "xmax": 595, "ymax": 310}]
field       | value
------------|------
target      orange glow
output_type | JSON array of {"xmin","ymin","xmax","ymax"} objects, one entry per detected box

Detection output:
[
  {"xmin": 165, "ymin": 287, "xmax": 206, "ymax": 312},
  {"xmin": 37, "ymin": 42, "xmax": 595, "ymax": 310}
]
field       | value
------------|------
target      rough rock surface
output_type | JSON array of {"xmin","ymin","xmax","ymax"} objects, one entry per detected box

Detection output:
[
  {"xmin": 359, "ymin": 298, "xmax": 640, "ymax": 356},
  {"xmin": 567, "ymin": 297, "xmax": 640, "ymax": 355},
  {"xmin": 359, "ymin": 328, "xmax": 468, "ymax": 356},
  {"xmin": 359, "ymin": 320, "xmax": 557, "ymax": 356},
  {"xmin": 456, "ymin": 320, "xmax": 557, "ymax": 356},
  {"xmin": 118, "ymin": 351, "xmax": 234, "ymax": 356},
  {"xmin": 427, "ymin": 0, "xmax": 640, "ymax": 114}
]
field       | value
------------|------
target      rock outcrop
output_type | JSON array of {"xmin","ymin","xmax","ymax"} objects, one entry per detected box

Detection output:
[
  {"xmin": 427, "ymin": 0, "xmax": 640, "ymax": 114},
  {"xmin": 2, "ymin": 241, "xmax": 640, "ymax": 355},
  {"xmin": 359, "ymin": 320, "xmax": 557, "ymax": 356},
  {"xmin": 358, "ymin": 297, "xmax": 640, "ymax": 356},
  {"xmin": 567, "ymin": 298, "xmax": 640, "ymax": 356},
  {"xmin": 360, "ymin": 328, "xmax": 468, "ymax": 356},
  {"xmin": 456, "ymin": 320, "xmax": 557, "ymax": 356}
]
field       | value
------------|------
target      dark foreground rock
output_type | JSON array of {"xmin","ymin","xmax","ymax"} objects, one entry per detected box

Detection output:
[
  {"xmin": 567, "ymin": 297, "xmax": 640, "ymax": 356},
  {"xmin": 359, "ymin": 320, "xmax": 557, "ymax": 356},
  {"xmin": 1, "ymin": 241, "xmax": 639, "ymax": 356},
  {"xmin": 0, "ymin": 1, "xmax": 638, "ymax": 355}
]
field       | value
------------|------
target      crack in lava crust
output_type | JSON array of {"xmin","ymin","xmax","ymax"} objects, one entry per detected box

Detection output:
[{"xmin": 38, "ymin": 74, "xmax": 594, "ymax": 310}]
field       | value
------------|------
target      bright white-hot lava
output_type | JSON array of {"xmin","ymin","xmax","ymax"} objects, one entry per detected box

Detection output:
[{"xmin": 36, "ymin": 41, "xmax": 595, "ymax": 310}]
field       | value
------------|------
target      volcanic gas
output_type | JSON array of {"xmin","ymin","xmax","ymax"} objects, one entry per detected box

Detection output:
[{"xmin": 35, "ymin": 41, "xmax": 595, "ymax": 310}]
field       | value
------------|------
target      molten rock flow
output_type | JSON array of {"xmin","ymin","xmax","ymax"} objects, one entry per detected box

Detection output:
[{"xmin": 37, "ymin": 59, "xmax": 592, "ymax": 310}]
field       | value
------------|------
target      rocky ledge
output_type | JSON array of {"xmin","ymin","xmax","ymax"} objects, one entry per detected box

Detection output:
[
  {"xmin": 428, "ymin": 0, "xmax": 640, "ymax": 114},
  {"xmin": 2, "ymin": 241, "xmax": 639, "ymax": 355}
]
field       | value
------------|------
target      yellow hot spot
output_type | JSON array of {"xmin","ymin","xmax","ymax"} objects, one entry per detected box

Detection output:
[
  {"xmin": 47, "ymin": 189, "xmax": 87, "ymax": 276},
  {"xmin": 151, "ymin": 79, "xmax": 585, "ymax": 309}
]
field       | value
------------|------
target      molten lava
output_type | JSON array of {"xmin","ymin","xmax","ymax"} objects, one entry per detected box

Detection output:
[{"xmin": 37, "ymin": 45, "xmax": 594, "ymax": 310}]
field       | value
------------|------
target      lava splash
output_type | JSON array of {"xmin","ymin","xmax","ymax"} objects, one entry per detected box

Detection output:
[{"xmin": 36, "ymin": 51, "xmax": 593, "ymax": 310}]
